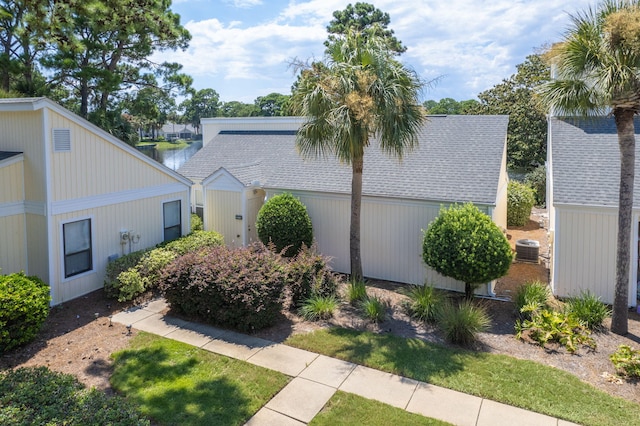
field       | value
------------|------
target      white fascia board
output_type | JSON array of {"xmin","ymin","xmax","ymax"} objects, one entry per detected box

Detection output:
[
  {"xmin": 51, "ymin": 183, "xmax": 189, "ymax": 215},
  {"xmin": 0, "ymin": 153, "xmax": 24, "ymax": 167}
]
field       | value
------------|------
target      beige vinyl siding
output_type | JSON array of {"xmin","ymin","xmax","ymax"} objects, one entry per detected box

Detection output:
[
  {"xmin": 361, "ymin": 198, "xmax": 466, "ymax": 291},
  {"xmin": 0, "ymin": 111, "xmax": 45, "ymax": 201},
  {"xmin": 25, "ymin": 213, "xmax": 48, "ymax": 282},
  {"xmin": 266, "ymin": 190, "xmax": 487, "ymax": 294},
  {"xmin": 48, "ymin": 110, "xmax": 178, "ymax": 201},
  {"xmin": 0, "ymin": 214, "xmax": 27, "ymax": 274},
  {"xmin": 552, "ymin": 206, "xmax": 624, "ymax": 305},
  {"xmin": 0, "ymin": 159, "xmax": 24, "ymax": 203},
  {"xmin": 205, "ymin": 189, "xmax": 242, "ymax": 247},
  {"xmin": 270, "ymin": 190, "xmax": 351, "ymax": 274},
  {"xmin": 49, "ymin": 191, "xmax": 189, "ymax": 304}
]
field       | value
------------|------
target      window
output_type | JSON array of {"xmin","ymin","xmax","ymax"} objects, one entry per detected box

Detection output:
[
  {"xmin": 164, "ymin": 200, "xmax": 181, "ymax": 241},
  {"xmin": 63, "ymin": 219, "xmax": 92, "ymax": 278}
]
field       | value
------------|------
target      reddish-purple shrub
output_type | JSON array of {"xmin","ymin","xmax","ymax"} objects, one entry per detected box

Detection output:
[
  {"xmin": 285, "ymin": 245, "xmax": 338, "ymax": 308},
  {"xmin": 160, "ymin": 244, "xmax": 286, "ymax": 331}
]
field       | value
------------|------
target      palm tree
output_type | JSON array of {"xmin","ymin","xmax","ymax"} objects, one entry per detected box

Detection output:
[
  {"xmin": 291, "ymin": 31, "xmax": 425, "ymax": 281},
  {"xmin": 540, "ymin": 0, "xmax": 640, "ymax": 335}
]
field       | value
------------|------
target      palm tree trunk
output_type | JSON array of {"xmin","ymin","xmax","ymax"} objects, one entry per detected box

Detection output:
[
  {"xmin": 350, "ymin": 155, "xmax": 364, "ymax": 281},
  {"xmin": 611, "ymin": 108, "xmax": 634, "ymax": 335}
]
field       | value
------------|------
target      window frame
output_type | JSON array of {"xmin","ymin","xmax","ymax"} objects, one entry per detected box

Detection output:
[
  {"xmin": 62, "ymin": 217, "xmax": 93, "ymax": 279},
  {"xmin": 163, "ymin": 199, "xmax": 182, "ymax": 242}
]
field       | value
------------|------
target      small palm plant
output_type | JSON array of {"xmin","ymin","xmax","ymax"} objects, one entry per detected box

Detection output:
[
  {"xmin": 347, "ymin": 279, "xmax": 368, "ymax": 305},
  {"xmin": 360, "ymin": 296, "xmax": 388, "ymax": 323},
  {"xmin": 437, "ymin": 299, "xmax": 491, "ymax": 346},
  {"xmin": 404, "ymin": 284, "xmax": 443, "ymax": 323},
  {"xmin": 299, "ymin": 294, "xmax": 339, "ymax": 321}
]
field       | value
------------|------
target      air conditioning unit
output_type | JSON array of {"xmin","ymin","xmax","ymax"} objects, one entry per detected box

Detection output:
[{"xmin": 515, "ymin": 239, "xmax": 539, "ymax": 263}]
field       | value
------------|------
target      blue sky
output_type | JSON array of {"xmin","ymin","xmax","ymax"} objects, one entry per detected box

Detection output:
[{"xmin": 157, "ymin": 0, "xmax": 595, "ymax": 103}]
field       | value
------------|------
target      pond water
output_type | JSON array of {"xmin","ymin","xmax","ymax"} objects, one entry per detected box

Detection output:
[{"xmin": 137, "ymin": 140, "xmax": 203, "ymax": 170}]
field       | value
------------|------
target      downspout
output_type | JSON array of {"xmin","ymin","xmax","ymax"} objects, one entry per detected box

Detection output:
[
  {"xmin": 486, "ymin": 205, "xmax": 498, "ymax": 298},
  {"xmin": 43, "ymin": 106, "xmax": 55, "ymax": 305}
]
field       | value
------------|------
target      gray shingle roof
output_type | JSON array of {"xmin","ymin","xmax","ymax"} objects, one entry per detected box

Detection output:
[
  {"xmin": 0, "ymin": 151, "xmax": 22, "ymax": 161},
  {"xmin": 179, "ymin": 115, "xmax": 508, "ymax": 205},
  {"xmin": 551, "ymin": 116, "xmax": 640, "ymax": 207}
]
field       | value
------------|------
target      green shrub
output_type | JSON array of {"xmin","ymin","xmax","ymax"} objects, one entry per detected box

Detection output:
[
  {"xmin": 114, "ymin": 269, "xmax": 146, "ymax": 303},
  {"xmin": 190, "ymin": 213, "xmax": 203, "ymax": 232},
  {"xmin": 404, "ymin": 284, "xmax": 443, "ymax": 323},
  {"xmin": 163, "ymin": 230, "xmax": 224, "ymax": 255},
  {"xmin": 160, "ymin": 244, "xmax": 286, "ymax": 331},
  {"xmin": 437, "ymin": 299, "xmax": 490, "ymax": 346},
  {"xmin": 423, "ymin": 203, "xmax": 513, "ymax": 299},
  {"xmin": 105, "ymin": 248, "xmax": 177, "ymax": 302},
  {"xmin": 285, "ymin": 245, "xmax": 338, "ymax": 308},
  {"xmin": 0, "ymin": 366, "xmax": 148, "ymax": 425},
  {"xmin": 515, "ymin": 309, "xmax": 596, "ymax": 353},
  {"xmin": 256, "ymin": 193, "xmax": 313, "ymax": 257},
  {"xmin": 514, "ymin": 280, "xmax": 551, "ymax": 320},
  {"xmin": 565, "ymin": 291, "xmax": 610, "ymax": 330},
  {"xmin": 360, "ymin": 296, "xmax": 388, "ymax": 323},
  {"xmin": 299, "ymin": 294, "xmax": 339, "ymax": 321},
  {"xmin": 610, "ymin": 345, "xmax": 640, "ymax": 378},
  {"xmin": 507, "ymin": 180, "xmax": 535, "ymax": 226},
  {"xmin": 0, "ymin": 273, "xmax": 50, "ymax": 352},
  {"xmin": 105, "ymin": 231, "xmax": 223, "ymax": 302},
  {"xmin": 104, "ymin": 249, "xmax": 149, "ymax": 299},
  {"xmin": 347, "ymin": 280, "xmax": 368, "ymax": 305},
  {"xmin": 524, "ymin": 165, "xmax": 546, "ymax": 207}
]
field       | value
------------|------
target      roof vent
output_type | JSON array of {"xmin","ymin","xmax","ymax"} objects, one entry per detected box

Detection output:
[
  {"xmin": 515, "ymin": 239, "xmax": 539, "ymax": 263},
  {"xmin": 53, "ymin": 129, "xmax": 71, "ymax": 152}
]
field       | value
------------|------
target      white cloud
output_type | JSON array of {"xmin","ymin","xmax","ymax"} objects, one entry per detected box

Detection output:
[
  {"xmin": 159, "ymin": 0, "xmax": 597, "ymax": 101},
  {"xmin": 225, "ymin": 0, "xmax": 263, "ymax": 8}
]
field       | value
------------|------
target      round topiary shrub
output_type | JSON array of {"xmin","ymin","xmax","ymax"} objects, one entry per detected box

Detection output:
[
  {"xmin": 507, "ymin": 180, "xmax": 535, "ymax": 226},
  {"xmin": 256, "ymin": 193, "xmax": 313, "ymax": 257},
  {"xmin": 423, "ymin": 203, "xmax": 513, "ymax": 299},
  {"xmin": 0, "ymin": 273, "xmax": 50, "ymax": 352}
]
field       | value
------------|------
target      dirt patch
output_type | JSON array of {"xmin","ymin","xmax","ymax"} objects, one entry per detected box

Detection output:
[{"xmin": 2, "ymin": 208, "xmax": 639, "ymax": 405}]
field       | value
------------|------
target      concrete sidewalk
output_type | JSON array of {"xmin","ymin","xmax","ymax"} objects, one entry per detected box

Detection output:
[{"xmin": 111, "ymin": 299, "xmax": 579, "ymax": 426}]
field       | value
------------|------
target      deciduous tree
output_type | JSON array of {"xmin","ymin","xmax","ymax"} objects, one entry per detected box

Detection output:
[{"xmin": 326, "ymin": 2, "xmax": 406, "ymax": 54}]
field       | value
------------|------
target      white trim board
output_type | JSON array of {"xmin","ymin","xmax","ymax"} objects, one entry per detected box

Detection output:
[{"xmin": 51, "ymin": 183, "xmax": 189, "ymax": 215}]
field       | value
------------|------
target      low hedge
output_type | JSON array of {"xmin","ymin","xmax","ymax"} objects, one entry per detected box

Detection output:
[
  {"xmin": 507, "ymin": 180, "xmax": 535, "ymax": 226},
  {"xmin": 0, "ymin": 366, "xmax": 148, "ymax": 425},
  {"xmin": 104, "ymin": 230, "xmax": 223, "ymax": 302},
  {"xmin": 160, "ymin": 244, "xmax": 286, "ymax": 331},
  {"xmin": 0, "ymin": 273, "xmax": 50, "ymax": 352}
]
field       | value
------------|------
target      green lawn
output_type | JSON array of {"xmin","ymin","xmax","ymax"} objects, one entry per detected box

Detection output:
[
  {"xmin": 110, "ymin": 333, "xmax": 289, "ymax": 426},
  {"xmin": 286, "ymin": 328, "xmax": 640, "ymax": 426},
  {"xmin": 309, "ymin": 391, "xmax": 452, "ymax": 426},
  {"xmin": 137, "ymin": 140, "xmax": 190, "ymax": 151}
]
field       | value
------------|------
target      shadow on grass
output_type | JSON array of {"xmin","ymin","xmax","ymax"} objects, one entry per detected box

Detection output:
[
  {"xmin": 110, "ymin": 344, "xmax": 267, "ymax": 425},
  {"xmin": 313, "ymin": 328, "xmax": 467, "ymax": 382}
]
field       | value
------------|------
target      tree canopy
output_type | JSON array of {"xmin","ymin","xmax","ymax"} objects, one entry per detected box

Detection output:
[
  {"xmin": 180, "ymin": 89, "xmax": 221, "ymax": 132},
  {"xmin": 467, "ymin": 53, "xmax": 550, "ymax": 172},
  {"xmin": 423, "ymin": 98, "xmax": 479, "ymax": 114},
  {"xmin": 326, "ymin": 2, "xmax": 406, "ymax": 54}
]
